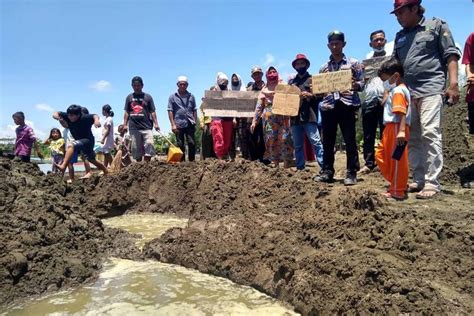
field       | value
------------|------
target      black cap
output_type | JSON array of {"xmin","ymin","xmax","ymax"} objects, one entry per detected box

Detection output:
[
  {"xmin": 328, "ymin": 30, "xmax": 345, "ymax": 43},
  {"xmin": 131, "ymin": 76, "xmax": 143, "ymax": 85}
]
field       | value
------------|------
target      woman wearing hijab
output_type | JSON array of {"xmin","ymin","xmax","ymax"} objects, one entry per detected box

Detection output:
[
  {"xmin": 251, "ymin": 66, "xmax": 293, "ymax": 168},
  {"xmin": 210, "ymin": 72, "xmax": 235, "ymax": 160}
]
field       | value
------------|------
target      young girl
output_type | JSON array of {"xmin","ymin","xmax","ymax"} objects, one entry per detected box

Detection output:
[
  {"xmin": 44, "ymin": 128, "xmax": 65, "ymax": 173},
  {"xmin": 12, "ymin": 111, "xmax": 43, "ymax": 162},
  {"xmin": 101, "ymin": 104, "xmax": 115, "ymax": 168},
  {"xmin": 375, "ymin": 59, "xmax": 411, "ymax": 201}
]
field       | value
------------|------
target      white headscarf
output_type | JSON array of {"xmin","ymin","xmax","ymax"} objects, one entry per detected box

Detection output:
[{"xmin": 230, "ymin": 73, "xmax": 245, "ymax": 91}]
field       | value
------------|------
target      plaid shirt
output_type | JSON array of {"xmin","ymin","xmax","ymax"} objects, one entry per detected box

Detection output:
[{"xmin": 319, "ymin": 54, "xmax": 365, "ymax": 110}]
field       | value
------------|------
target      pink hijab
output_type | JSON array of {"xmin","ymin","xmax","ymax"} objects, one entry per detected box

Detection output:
[{"xmin": 259, "ymin": 66, "xmax": 281, "ymax": 104}]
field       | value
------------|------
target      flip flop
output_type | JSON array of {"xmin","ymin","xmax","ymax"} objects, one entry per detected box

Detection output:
[
  {"xmin": 408, "ymin": 182, "xmax": 423, "ymax": 193},
  {"xmin": 416, "ymin": 188, "xmax": 439, "ymax": 200},
  {"xmin": 382, "ymin": 192, "xmax": 407, "ymax": 201}
]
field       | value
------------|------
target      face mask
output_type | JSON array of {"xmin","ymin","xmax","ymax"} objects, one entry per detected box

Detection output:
[
  {"xmin": 295, "ymin": 67, "xmax": 307, "ymax": 75},
  {"xmin": 232, "ymin": 80, "xmax": 239, "ymax": 86},
  {"xmin": 218, "ymin": 84, "xmax": 227, "ymax": 90},
  {"xmin": 373, "ymin": 47, "xmax": 385, "ymax": 53},
  {"xmin": 383, "ymin": 76, "xmax": 396, "ymax": 91}
]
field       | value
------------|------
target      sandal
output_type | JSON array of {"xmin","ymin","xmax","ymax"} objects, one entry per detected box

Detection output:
[
  {"xmin": 408, "ymin": 182, "xmax": 423, "ymax": 193},
  {"xmin": 416, "ymin": 188, "xmax": 439, "ymax": 200}
]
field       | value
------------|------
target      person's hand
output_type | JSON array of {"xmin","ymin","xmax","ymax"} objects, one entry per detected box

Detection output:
[
  {"xmin": 300, "ymin": 91, "xmax": 313, "ymax": 99},
  {"xmin": 396, "ymin": 131, "xmax": 406, "ymax": 146},
  {"xmin": 445, "ymin": 82, "xmax": 460, "ymax": 106},
  {"xmin": 467, "ymin": 74, "xmax": 474, "ymax": 85},
  {"xmin": 171, "ymin": 124, "xmax": 178, "ymax": 134},
  {"xmin": 154, "ymin": 125, "xmax": 161, "ymax": 132},
  {"xmin": 37, "ymin": 152, "xmax": 44, "ymax": 160},
  {"xmin": 233, "ymin": 119, "xmax": 237, "ymax": 128},
  {"xmin": 100, "ymin": 139, "xmax": 105, "ymax": 145},
  {"xmin": 250, "ymin": 122, "xmax": 256, "ymax": 134}
]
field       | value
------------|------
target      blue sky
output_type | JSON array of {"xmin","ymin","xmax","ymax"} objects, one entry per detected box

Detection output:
[{"xmin": 1, "ymin": 0, "xmax": 473, "ymax": 139}]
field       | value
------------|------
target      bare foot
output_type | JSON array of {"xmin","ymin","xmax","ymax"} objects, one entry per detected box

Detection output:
[{"xmin": 80, "ymin": 172, "xmax": 93, "ymax": 179}]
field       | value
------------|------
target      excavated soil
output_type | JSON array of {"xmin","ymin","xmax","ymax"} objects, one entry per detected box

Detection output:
[
  {"xmin": 0, "ymin": 158, "xmax": 141, "ymax": 305},
  {"xmin": 1, "ymin": 101, "xmax": 473, "ymax": 314},
  {"xmin": 442, "ymin": 102, "xmax": 474, "ymax": 184}
]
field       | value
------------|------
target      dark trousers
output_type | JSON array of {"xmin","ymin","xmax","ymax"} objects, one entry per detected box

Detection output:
[
  {"xmin": 201, "ymin": 123, "xmax": 216, "ymax": 160},
  {"xmin": 469, "ymin": 102, "xmax": 474, "ymax": 135},
  {"xmin": 362, "ymin": 102, "xmax": 385, "ymax": 169},
  {"xmin": 321, "ymin": 101, "xmax": 360, "ymax": 176},
  {"xmin": 249, "ymin": 121, "xmax": 266, "ymax": 161},
  {"xmin": 177, "ymin": 125, "xmax": 196, "ymax": 161}
]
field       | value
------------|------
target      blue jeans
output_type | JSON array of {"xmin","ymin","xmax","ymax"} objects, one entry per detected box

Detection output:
[{"xmin": 291, "ymin": 122, "xmax": 323, "ymax": 170}]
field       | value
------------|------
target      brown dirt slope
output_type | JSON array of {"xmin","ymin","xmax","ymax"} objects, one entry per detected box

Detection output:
[
  {"xmin": 76, "ymin": 159, "xmax": 473, "ymax": 314},
  {"xmin": 0, "ymin": 158, "xmax": 140, "ymax": 305}
]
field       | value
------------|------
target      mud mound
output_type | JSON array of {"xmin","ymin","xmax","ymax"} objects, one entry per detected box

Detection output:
[
  {"xmin": 442, "ymin": 102, "xmax": 474, "ymax": 184},
  {"xmin": 0, "ymin": 158, "xmax": 140, "ymax": 305},
  {"xmin": 81, "ymin": 160, "xmax": 472, "ymax": 314}
]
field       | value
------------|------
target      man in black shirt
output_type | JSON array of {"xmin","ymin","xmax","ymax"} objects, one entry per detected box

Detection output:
[
  {"xmin": 123, "ymin": 76, "xmax": 160, "ymax": 162},
  {"xmin": 289, "ymin": 54, "xmax": 324, "ymax": 171},
  {"xmin": 52, "ymin": 104, "xmax": 108, "ymax": 175}
]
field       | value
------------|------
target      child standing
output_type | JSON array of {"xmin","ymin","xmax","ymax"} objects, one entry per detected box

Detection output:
[
  {"xmin": 100, "ymin": 104, "xmax": 115, "ymax": 168},
  {"xmin": 45, "ymin": 128, "xmax": 65, "ymax": 173},
  {"xmin": 110, "ymin": 124, "xmax": 132, "ymax": 173},
  {"xmin": 375, "ymin": 59, "xmax": 411, "ymax": 201},
  {"xmin": 12, "ymin": 111, "xmax": 43, "ymax": 162},
  {"xmin": 52, "ymin": 105, "xmax": 108, "ymax": 175}
]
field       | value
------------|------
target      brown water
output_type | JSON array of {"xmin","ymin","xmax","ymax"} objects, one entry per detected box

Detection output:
[{"xmin": 2, "ymin": 214, "xmax": 297, "ymax": 316}]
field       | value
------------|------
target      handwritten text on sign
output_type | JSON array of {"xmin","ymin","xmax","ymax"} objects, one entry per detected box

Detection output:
[
  {"xmin": 312, "ymin": 70, "xmax": 352, "ymax": 94},
  {"xmin": 202, "ymin": 90, "xmax": 259, "ymax": 118},
  {"xmin": 272, "ymin": 84, "xmax": 301, "ymax": 116}
]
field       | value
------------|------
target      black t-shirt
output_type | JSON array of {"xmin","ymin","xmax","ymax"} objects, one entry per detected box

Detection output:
[
  {"xmin": 59, "ymin": 112, "xmax": 94, "ymax": 141},
  {"xmin": 124, "ymin": 92, "xmax": 156, "ymax": 130},
  {"xmin": 289, "ymin": 72, "xmax": 319, "ymax": 125}
]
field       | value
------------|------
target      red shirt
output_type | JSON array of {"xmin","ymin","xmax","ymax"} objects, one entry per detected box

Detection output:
[{"xmin": 462, "ymin": 32, "xmax": 474, "ymax": 102}]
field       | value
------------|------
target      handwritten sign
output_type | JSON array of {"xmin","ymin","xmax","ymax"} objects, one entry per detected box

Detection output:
[
  {"xmin": 362, "ymin": 56, "xmax": 391, "ymax": 80},
  {"xmin": 312, "ymin": 70, "xmax": 352, "ymax": 94},
  {"xmin": 202, "ymin": 90, "xmax": 259, "ymax": 118},
  {"xmin": 272, "ymin": 84, "xmax": 301, "ymax": 116}
]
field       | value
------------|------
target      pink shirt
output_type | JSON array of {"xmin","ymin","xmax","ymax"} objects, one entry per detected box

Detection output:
[{"xmin": 15, "ymin": 125, "xmax": 36, "ymax": 157}]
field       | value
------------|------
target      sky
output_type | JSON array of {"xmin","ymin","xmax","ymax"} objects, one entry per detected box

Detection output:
[{"xmin": 1, "ymin": 0, "xmax": 473, "ymax": 140}]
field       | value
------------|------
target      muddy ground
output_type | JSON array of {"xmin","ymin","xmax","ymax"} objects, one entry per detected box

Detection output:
[
  {"xmin": 0, "ymin": 159, "xmax": 141, "ymax": 305},
  {"xmin": 1, "ymin": 103, "xmax": 473, "ymax": 314}
]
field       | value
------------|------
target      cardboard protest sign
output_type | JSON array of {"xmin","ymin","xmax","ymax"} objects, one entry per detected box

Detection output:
[
  {"xmin": 272, "ymin": 84, "xmax": 301, "ymax": 116},
  {"xmin": 202, "ymin": 90, "xmax": 259, "ymax": 118},
  {"xmin": 312, "ymin": 70, "xmax": 352, "ymax": 94},
  {"xmin": 362, "ymin": 56, "xmax": 391, "ymax": 80}
]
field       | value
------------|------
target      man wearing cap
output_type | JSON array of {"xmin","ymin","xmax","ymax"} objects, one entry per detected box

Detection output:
[
  {"xmin": 123, "ymin": 76, "xmax": 160, "ymax": 162},
  {"xmin": 359, "ymin": 30, "xmax": 389, "ymax": 175},
  {"xmin": 246, "ymin": 66, "xmax": 267, "ymax": 162},
  {"xmin": 168, "ymin": 76, "xmax": 197, "ymax": 161},
  {"xmin": 391, "ymin": 0, "xmax": 460, "ymax": 198},
  {"xmin": 288, "ymin": 53, "xmax": 324, "ymax": 171},
  {"xmin": 315, "ymin": 31, "xmax": 365, "ymax": 185}
]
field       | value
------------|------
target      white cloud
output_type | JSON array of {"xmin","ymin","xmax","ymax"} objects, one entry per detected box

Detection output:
[
  {"xmin": 263, "ymin": 53, "xmax": 275, "ymax": 67},
  {"xmin": 35, "ymin": 103, "xmax": 54, "ymax": 112},
  {"xmin": 89, "ymin": 80, "xmax": 112, "ymax": 92}
]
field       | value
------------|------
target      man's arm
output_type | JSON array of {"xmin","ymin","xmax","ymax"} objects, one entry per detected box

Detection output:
[
  {"xmin": 151, "ymin": 112, "xmax": 160, "ymax": 131},
  {"xmin": 445, "ymin": 55, "xmax": 460, "ymax": 105},
  {"xmin": 123, "ymin": 111, "xmax": 129, "ymax": 128},
  {"xmin": 168, "ymin": 111, "xmax": 177, "ymax": 133}
]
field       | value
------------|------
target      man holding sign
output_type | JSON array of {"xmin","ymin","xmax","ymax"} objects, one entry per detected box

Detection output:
[
  {"xmin": 289, "ymin": 54, "xmax": 324, "ymax": 171},
  {"xmin": 315, "ymin": 31, "xmax": 365, "ymax": 185}
]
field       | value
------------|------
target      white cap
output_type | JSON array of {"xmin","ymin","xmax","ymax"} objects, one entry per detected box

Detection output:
[{"xmin": 177, "ymin": 76, "xmax": 188, "ymax": 84}]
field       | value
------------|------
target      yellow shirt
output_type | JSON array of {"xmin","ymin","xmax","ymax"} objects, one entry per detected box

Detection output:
[{"xmin": 49, "ymin": 138, "xmax": 65, "ymax": 156}]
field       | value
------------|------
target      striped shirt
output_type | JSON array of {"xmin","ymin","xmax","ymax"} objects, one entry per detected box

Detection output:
[{"xmin": 319, "ymin": 55, "xmax": 365, "ymax": 110}]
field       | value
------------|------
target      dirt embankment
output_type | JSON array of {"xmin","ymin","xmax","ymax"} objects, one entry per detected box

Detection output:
[
  {"xmin": 73, "ymin": 159, "xmax": 473, "ymax": 314},
  {"xmin": 0, "ymin": 158, "xmax": 141, "ymax": 305},
  {"xmin": 442, "ymin": 102, "xmax": 474, "ymax": 184}
]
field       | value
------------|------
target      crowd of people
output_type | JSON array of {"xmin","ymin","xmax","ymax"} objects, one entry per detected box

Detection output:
[{"xmin": 11, "ymin": 0, "xmax": 473, "ymax": 200}]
